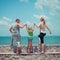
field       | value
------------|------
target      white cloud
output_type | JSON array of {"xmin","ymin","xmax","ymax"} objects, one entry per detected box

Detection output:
[
  {"xmin": 0, "ymin": 20, "xmax": 9, "ymax": 26},
  {"xmin": 0, "ymin": 16, "xmax": 12, "ymax": 26},
  {"xmin": 33, "ymin": 14, "xmax": 40, "ymax": 19},
  {"xmin": 26, "ymin": 21, "xmax": 33, "ymax": 26},
  {"xmin": 19, "ymin": 0, "xmax": 29, "ymax": 2},
  {"xmin": 35, "ymin": 0, "xmax": 60, "ymax": 10},
  {"xmin": 3, "ymin": 16, "xmax": 12, "ymax": 22},
  {"xmin": 49, "ymin": 10, "xmax": 57, "ymax": 16},
  {"xmin": 35, "ymin": 0, "xmax": 60, "ymax": 16},
  {"xmin": 33, "ymin": 14, "xmax": 48, "ymax": 20}
]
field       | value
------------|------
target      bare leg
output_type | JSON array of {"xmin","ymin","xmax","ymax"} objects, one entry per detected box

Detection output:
[
  {"xmin": 41, "ymin": 43, "xmax": 44, "ymax": 53},
  {"xmin": 28, "ymin": 41, "xmax": 33, "ymax": 53},
  {"xmin": 16, "ymin": 47, "xmax": 20, "ymax": 54},
  {"xmin": 11, "ymin": 36, "xmax": 14, "ymax": 49},
  {"xmin": 38, "ymin": 37, "xmax": 41, "ymax": 45},
  {"xmin": 16, "ymin": 36, "xmax": 21, "ymax": 54},
  {"xmin": 11, "ymin": 37, "xmax": 14, "ymax": 45},
  {"xmin": 30, "ymin": 41, "xmax": 33, "ymax": 52},
  {"xmin": 38, "ymin": 37, "xmax": 42, "ymax": 52}
]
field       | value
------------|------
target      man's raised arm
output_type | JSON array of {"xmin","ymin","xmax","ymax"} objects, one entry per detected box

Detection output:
[{"xmin": 17, "ymin": 23, "xmax": 27, "ymax": 28}]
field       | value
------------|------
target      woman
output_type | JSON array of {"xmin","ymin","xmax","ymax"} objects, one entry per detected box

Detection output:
[{"xmin": 34, "ymin": 17, "xmax": 52, "ymax": 53}]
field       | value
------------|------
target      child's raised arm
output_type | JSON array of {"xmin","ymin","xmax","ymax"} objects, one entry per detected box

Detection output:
[
  {"xmin": 25, "ymin": 24, "xmax": 28, "ymax": 30},
  {"xmin": 32, "ymin": 25, "xmax": 35, "ymax": 31},
  {"xmin": 31, "ymin": 27, "xmax": 34, "ymax": 31}
]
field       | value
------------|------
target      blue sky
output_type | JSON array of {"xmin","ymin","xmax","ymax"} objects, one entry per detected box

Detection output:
[{"xmin": 0, "ymin": 0, "xmax": 60, "ymax": 36}]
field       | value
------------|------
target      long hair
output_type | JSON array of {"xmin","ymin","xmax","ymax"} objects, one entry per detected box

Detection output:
[{"xmin": 40, "ymin": 17, "xmax": 46, "ymax": 25}]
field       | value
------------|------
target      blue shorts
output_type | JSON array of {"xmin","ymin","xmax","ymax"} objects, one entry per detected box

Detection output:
[{"xmin": 28, "ymin": 37, "xmax": 33, "ymax": 41}]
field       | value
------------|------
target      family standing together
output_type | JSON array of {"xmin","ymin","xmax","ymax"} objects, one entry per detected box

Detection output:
[{"xmin": 9, "ymin": 17, "xmax": 52, "ymax": 54}]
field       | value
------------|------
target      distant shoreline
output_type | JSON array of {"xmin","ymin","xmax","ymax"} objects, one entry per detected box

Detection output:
[
  {"xmin": 0, "ymin": 36, "xmax": 60, "ymax": 45},
  {"xmin": 0, "ymin": 35, "xmax": 60, "ymax": 37}
]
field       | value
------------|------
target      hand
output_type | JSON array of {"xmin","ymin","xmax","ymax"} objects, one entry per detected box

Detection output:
[
  {"xmin": 10, "ymin": 30, "xmax": 12, "ymax": 33},
  {"xmin": 34, "ymin": 23, "xmax": 36, "ymax": 25},
  {"xmin": 24, "ymin": 23, "xmax": 27, "ymax": 26}
]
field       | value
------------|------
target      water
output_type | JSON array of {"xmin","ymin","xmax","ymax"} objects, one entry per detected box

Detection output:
[{"xmin": 0, "ymin": 36, "xmax": 60, "ymax": 45}]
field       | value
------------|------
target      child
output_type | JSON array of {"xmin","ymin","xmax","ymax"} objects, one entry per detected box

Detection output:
[{"xmin": 26, "ymin": 24, "xmax": 34, "ymax": 53}]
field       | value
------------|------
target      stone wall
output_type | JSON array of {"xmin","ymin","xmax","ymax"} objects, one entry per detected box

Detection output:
[{"xmin": 0, "ymin": 45, "xmax": 60, "ymax": 60}]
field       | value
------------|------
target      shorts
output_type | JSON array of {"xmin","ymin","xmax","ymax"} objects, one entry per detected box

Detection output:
[
  {"xmin": 12, "ymin": 34, "xmax": 21, "ymax": 42},
  {"xmin": 38, "ymin": 32, "xmax": 46, "ymax": 43},
  {"xmin": 28, "ymin": 37, "xmax": 33, "ymax": 42}
]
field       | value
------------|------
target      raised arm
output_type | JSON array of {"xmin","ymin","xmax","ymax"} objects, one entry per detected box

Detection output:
[
  {"xmin": 34, "ymin": 23, "xmax": 40, "ymax": 28},
  {"xmin": 31, "ymin": 27, "xmax": 34, "ymax": 31},
  {"xmin": 17, "ymin": 23, "xmax": 27, "ymax": 28},
  {"xmin": 25, "ymin": 24, "xmax": 28, "ymax": 30},
  {"xmin": 32, "ymin": 25, "xmax": 35, "ymax": 31},
  {"xmin": 45, "ymin": 24, "xmax": 52, "ymax": 34}
]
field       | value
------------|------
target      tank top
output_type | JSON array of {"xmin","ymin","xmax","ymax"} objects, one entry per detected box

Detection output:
[
  {"xmin": 12, "ymin": 23, "xmax": 20, "ymax": 35},
  {"xmin": 40, "ymin": 22, "xmax": 46, "ymax": 33},
  {"xmin": 27, "ymin": 30, "xmax": 33, "ymax": 37}
]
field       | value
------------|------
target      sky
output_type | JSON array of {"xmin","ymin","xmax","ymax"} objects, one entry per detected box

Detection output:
[{"xmin": 0, "ymin": 0, "xmax": 60, "ymax": 36}]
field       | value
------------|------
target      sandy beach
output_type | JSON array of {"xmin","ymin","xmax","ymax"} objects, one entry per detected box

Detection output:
[{"xmin": 0, "ymin": 45, "xmax": 60, "ymax": 60}]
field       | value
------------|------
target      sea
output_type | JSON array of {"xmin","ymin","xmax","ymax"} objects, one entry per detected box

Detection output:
[{"xmin": 0, "ymin": 36, "xmax": 60, "ymax": 45}]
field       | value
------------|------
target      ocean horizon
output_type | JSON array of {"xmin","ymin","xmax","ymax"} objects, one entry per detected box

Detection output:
[{"xmin": 0, "ymin": 36, "xmax": 60, "ymax": 45}]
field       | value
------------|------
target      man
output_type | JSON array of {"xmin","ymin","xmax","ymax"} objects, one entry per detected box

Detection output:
[{"xmin": 9, "ymin": 19, "xmax": 26, "ymax": 54}]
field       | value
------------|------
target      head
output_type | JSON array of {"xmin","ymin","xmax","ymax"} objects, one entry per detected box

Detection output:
[
  {"xmin": 40, "ymin": 17, "xmax": 46, "ymax": 25},
  {"xmin": 16, "ymin": 19, "xmax": 20, "ymax": 23},
  {"xmin": 28, "ymin": 26, "xmax": 33, "ymax": 30}
]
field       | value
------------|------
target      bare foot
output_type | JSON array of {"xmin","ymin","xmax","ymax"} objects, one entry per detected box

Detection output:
[
  {"xmin": 41, "ymin": 51, "xmax": 44, "ymax": 54},
  {"xmin": 16, "ymin": 51, "xmax": 19, "ymax": 55}
]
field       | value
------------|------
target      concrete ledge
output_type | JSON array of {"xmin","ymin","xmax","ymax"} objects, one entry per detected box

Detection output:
[
  {"xmin": 46, "ymin": 52, "xmax": 60, "ymax": 55},
  {"xmin": 0, "ymin": 53, "xmax": 16, "ymax": 55},
  {"xmin": 0, "ymin": 52, "xmax": 60, "ymax": 55},
  {"xmin": 0, "ymin": 44, "xmax": 60, "ymax": 46}
]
